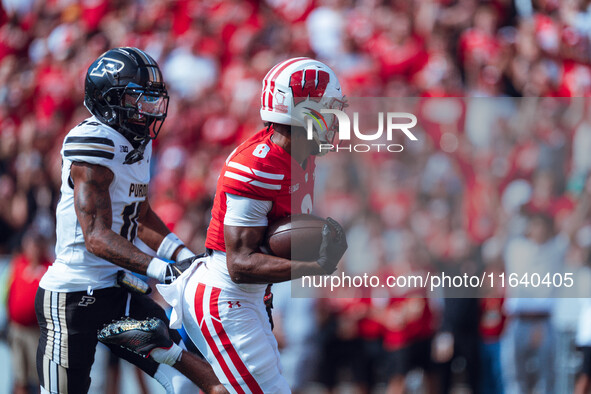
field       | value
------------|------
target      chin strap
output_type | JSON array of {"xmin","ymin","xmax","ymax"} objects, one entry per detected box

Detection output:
[{"xmin": 123, "ymin": 138, "xmax": 149, "ymax": 165}]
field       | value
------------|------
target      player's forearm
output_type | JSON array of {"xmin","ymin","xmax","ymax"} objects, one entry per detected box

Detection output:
[
  {"xmin": 138, "ymin": 205, "xmax": 193, "ymax": 261},
  {"xmin": 88, "ymin": 231, "xmax": 190, "ymax": 283},
  {"xmin": 72, "ymin": 161, "xmax": 154, "ymax": 273},
  {"xmin": 86, "ymin": 229, "xmax": 153, "ymax": 274},
  {"xmin": 228, "ymin": 252, "xmax": 325, "ymax": 283},
  {"xmin": 137, "ymin": 206, "xmax": 172, "ymax": 251}
]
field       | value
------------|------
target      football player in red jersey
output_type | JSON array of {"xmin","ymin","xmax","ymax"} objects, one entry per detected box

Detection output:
[{"xmin": 99, "ymin": 58, "xmax": 348, "ymax": 393}]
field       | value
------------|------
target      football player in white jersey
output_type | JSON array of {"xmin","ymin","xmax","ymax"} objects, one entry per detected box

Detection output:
[{"xmin": 35, "ymin": 47, "xmax": 226, "ymax": 394}]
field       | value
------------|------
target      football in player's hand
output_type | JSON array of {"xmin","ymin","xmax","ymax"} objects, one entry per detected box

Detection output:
[
  {"xmin": 265, "ymin": 214, "xmax": 336, "ymax": 261},
  {"xmin": 264, "ymin": 214, "xmax": 329, "ymax": 261}
]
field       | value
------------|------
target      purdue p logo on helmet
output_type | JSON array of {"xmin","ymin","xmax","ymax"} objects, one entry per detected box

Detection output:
[{"xmin": 89, "ymin": 57, "xmax": 126, "ymax": 78}]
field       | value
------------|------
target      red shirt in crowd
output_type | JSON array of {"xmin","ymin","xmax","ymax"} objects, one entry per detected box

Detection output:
[
  {"xmin": 458, "ymin": 27, "xmax": 501, "ymax": 68},
  {"xmin": 8, "ymin": 254, "xmax": 50, "ymax": 326},
  {"xmin": 355, "ymin": 298, "xmax": 385, "ymax": 340},
  {"xmin": 479, "ymin": 298, "xmax": 506, "ymax": 342},
  {"xmin": 381, "ymin": 268, "xmax": 435, "ymax": 351}
]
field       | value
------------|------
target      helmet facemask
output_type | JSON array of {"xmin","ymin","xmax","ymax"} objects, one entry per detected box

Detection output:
[
  {"xmin": 299, "ymin": 96, "xmax": 347, "ymax": 156},
  {"xmin": 107, "ymin": 82, "xmax": 169, "ymax": 145},
  {"xmin": 93, "ymin": 82, "xmax": 168, "ymax": 164}
]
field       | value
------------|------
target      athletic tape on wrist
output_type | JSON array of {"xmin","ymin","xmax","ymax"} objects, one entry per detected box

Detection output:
[
  {"xmin": 146, "ymin": 257, "xmax": 169, "ymax": 282},
  {"xmin": 157, "ymin": 233, "xmax": 184, "ymax": 261},
  {"xmin": 176, "ymin": 247, "xmax": 196, "ymax": 261}
]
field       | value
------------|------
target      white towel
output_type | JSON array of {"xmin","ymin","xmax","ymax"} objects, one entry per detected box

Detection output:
[{"xmin": 156, "ymin": 257, "xmax": 205, "ymax": 329}]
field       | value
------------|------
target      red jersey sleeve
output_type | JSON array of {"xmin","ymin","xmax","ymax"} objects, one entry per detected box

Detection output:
[
  {"xmin": 220, "ymin": 135, "xmax": 291, "ymax": 202},
  {"xmin": 205, "ymin": 126, "xmax": 309, "ymax": 252},
  {"xmin": 221, "ymin": 155, "xmax": 288, "ymax": 201}
]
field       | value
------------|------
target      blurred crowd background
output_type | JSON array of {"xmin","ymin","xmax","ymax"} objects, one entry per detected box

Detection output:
[{"xmin": 3, "ymin": 0, "xmax": 591, "ymax": 393}]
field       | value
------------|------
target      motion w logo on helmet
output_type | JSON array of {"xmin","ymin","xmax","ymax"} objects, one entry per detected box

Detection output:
[{"xmin": 289, "ymin": 69, "xmax": 330, "ymax": 105}]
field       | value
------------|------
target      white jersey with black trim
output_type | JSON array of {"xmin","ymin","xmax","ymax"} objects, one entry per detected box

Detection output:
[{"xmin": 40, "ymin": 116, "xmax": 152, "ymax": 292}]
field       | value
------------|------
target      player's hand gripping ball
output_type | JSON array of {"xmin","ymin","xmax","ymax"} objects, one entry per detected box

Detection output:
[
  {"xmin": 265, "ymin": 215, "xmax": 347, "ymax": 272},
  {"xmin": 316, "ymin": 217, "xmax": 348, "ymax": 273}
]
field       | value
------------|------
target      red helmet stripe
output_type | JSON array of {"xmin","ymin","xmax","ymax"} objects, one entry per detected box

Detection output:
[
  {"xmin": 262, "ymin": 60, "xmax": 288, "ymax": 110},
  {"xmin": 268, "ymin": 57, "xmax": 309, "ymax": 110},
  {"xmin": 262, "ymin": 58, "xmax": 297, "ymax": 103},
  {"xmin": 261, "ymin": 61, "xmax": 286, "ymax": 109},
  {"xmin": 263, "ymin": 57, "xmax": 309, "ymax": 111}
]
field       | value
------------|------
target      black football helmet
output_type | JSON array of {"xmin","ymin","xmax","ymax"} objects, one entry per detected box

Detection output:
[{"xmin": 84, "ymin": 47, "xmax": 169, "ymax": 154}]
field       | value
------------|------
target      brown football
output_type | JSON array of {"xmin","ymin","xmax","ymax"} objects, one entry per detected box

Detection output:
[{"xmin": 264, "ymin": 214, "xmax": 327, "ymax": 261}]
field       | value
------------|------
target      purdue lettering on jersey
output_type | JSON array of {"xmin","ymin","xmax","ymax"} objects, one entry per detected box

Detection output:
[
  {"xmin": 40, "ymin": 116, "xmax": 152, "ymax": 293},
  {"xmin": 129, "ymin": 183, "xmax": 148, "ymax": 198}
]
